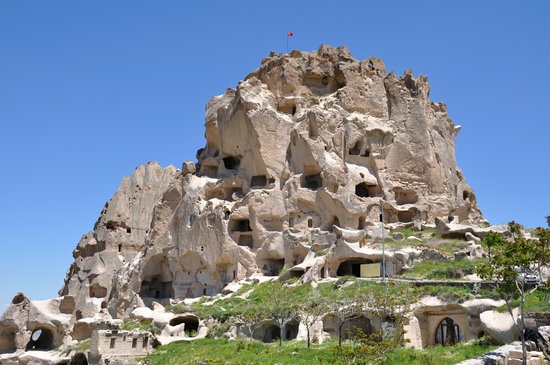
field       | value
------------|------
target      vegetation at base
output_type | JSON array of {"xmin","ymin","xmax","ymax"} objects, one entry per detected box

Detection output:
[
  {"xmin": 121, "ymin": 319, "xmax": 160, "ymax": 334},
  {"xmin": 141, "ymin": 338, "xmax": 337, "ymax": 365},
  {"xmin": 140, "ymin": 337, "xmax": 496, "ymax": 365},
  {"xmin": 477, "ymin": 222, "xmax": 550, "ymax": 361},
  {"xmin": 59, "ymin": 338, "xmax": 91, "ymax": 355},
  {"xmin": 165, "ymin": 303, "xmax": 188, "ymax": 314},
  {"xmin": 140, "ymin": 220, "xmax": 550, "ymax": 364},
  {"xmin": 385, "ymin": 337, "xmax": 496, "ymax": 365},
  {"xmin": 412, "ymin": 284, "xmax": 498, "ymax": 303},
  {"xmin": 496, "ymin": 290, "xmax": 550, "ymax": 313},
  {"xmin": 403, "ymin": 257, "xmax": 483, "ymax": 280}
]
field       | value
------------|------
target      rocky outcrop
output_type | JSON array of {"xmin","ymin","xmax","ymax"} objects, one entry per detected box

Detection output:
[
  {"xmin": 481, "ymin": 308, "xmax": 520, "ymax": 344},
  {"xmin": 61, "ymin": 44, "xmax": 483, "ymax": 320},
  {"xmin": 2, "ymin": 45, "xmax": 486, "ymax": 357},
  {"xmin": 0, "ymin": 293, "xmax": 73, "ymax": 354}
]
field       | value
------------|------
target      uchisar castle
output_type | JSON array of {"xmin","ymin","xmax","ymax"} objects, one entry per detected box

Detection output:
[{"xmin": 2, "ymin": 45, "xmax": 518, "ymax": 365}]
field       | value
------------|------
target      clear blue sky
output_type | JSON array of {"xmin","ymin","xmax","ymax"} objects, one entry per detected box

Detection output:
[{"xmin": 1, "ymin": 1, "xmax": 549, "ymax": 313}]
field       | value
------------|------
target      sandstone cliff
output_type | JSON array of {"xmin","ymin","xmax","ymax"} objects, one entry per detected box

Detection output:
[
  {"xmin": 1, "ymin": 45, "xmax": 485, "ymax": 356},
  {"xmin": 62, "ymin": 44, "xmax": 483, "ymax": 318}
]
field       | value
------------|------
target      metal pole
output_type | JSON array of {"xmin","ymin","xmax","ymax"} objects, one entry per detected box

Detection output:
[
  {"xmin": 286, "ymin": 33, "xmax": 289, "ymax": 54},
  {"xmin": 381, "ymin": 201, "xmax": 386, "ymax": 281}
]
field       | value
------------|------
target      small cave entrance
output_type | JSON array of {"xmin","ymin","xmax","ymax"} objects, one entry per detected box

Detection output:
[
  {"xmin": 262, "ymin": 324, "xmax": 280, "ymax": 343},
  {"xmin": 229, "ymin": 218, "xmax": 253, "ymax": 248},
  {"xmin": 397, "ymin": 210, "xmax": 414, "ymax": 223},
  {"xmin": 251, "ymin": 175, "xmax": 267, "ymax": 188},
  {"xmin": 0, "ymin": 325, "xmax": 17, "ymax": 354},
  {"xmin": 349, "ymin": 140, "xmax": 362, "ymax": 155},
  {"xmin": 342, "ymin": 317, "xmax": 372, "ymax": 339},
  {"xmin": 139, "ymin": 254, "xmax": 174, "ymax": 300},
  {"xmin": 170, "ymin": 315, "xmax": 200, "ymax": 337},
  {"xmin": 330, "ymin": 216, "xmax": 340, "ymax": 227},
  {"xmin": 222, "ymin": 156, "xmax": 240, "ymax": 170},
  {"xmin": 336, "ymin": 259, "xmax": 376, "ymax": 278},
  {"xmin": 463, "ymin": 190, "xmax": 474, "ymax": 202},
  {"xmin": 348, "ymin": 141, "xmax": 369, "ymax": 157},
  {"xmin": 89, "ymin": 284, "xmax": 107, "ymax": 298},
  {"xmin": 355, "ymin": 182, "xmax": 370, "ymax": 198},
  {"xmin": 260, "ymin": 259, "xmax": 285, "ymax": 276},
  {"xmin": 11, "ymin": 293, "xmax": 26, "ymax": 305},
  {"xmin": 70, "ymin": 353, "xmax": 88, "ymax": 365},
  {"xmin": 394, "ymin": 188, "xmax": 417, "ymax": 205},
  {"xmin": 287, "ymin": 267, "xmax": 305, "ymax": 279},
  {"xmin": 277, "ymin": 101, "xmax": 297, "ymax": 115},
  {"xmin": 302, "ymin": 74, "xmax": 345, "ymax": 96},
  {"xmin": 26, "ymin": 328, "xmax": 54, "ymax": 351},
  {"xmin": 229, "ymin": 218, "xmax": 252, "ymax": 232},
  {"xmin": 140, "ymin": 277, "xmax": 174, "ymax": 299},
  {"xmin": 435, "ymin": 317, "xmax": 463, "ymax": 346},
  {"xmin": 261, "ymin": 321, "xmax": 299, "ymax": 343},
  {"xmin": 284, "ymin": 320, "xmax": 299, "ymax": 340},
  {"xmin": 355, "ymin": 183, "xmax": 381, "ymax": 198},
  {"xmin": 301, "ymin": 174, "xmax": 322, "ymax": 190}
]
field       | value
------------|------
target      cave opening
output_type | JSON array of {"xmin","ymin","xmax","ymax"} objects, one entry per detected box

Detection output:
[
  {"xmin": 251, "ymin": 175, "xmax": 267, "ymax": 188},
  {"xmin": 170, "ymin": 315, "xmax": 200, "ymax": 337},
  {"xmin": 26, "ymin": 328, "xmax": 54, "ymax": 351},
  {"xmin": 222, "ymin": 156, "xmax": 240, "ymax": 170},
  {"xmin": 301, "ymin": 174, "xmax": 322, "ymax": 190}
]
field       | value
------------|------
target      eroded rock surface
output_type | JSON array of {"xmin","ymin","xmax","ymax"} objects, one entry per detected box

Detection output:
[
  {"xmin": 63, "ymin": 44, "xmax": 483, "ymax": 318},
  {"xmin": 2, "ymin": 45, "xmax": 488, "ymax": 358}
]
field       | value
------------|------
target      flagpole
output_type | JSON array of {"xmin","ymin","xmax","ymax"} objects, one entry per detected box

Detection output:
[
  {"xmin": 286, "ymin": 35, "xmax": 289, "ymax": 53},
  {"xmin": 286, "ymin": 32, "xmax": 293, "ymax": 54}
]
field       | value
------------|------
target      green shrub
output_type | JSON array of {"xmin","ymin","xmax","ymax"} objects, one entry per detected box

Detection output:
[
  {"xmin": 165, "ymin": 303, "xmax": 187, "ymax": 314},
  {"xmin": 121, "ymin": 318, "xmax": 159, "ymax": 334}
]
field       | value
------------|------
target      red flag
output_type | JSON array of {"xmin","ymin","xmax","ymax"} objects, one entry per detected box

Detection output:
[{"xmin": 287, "ymin": 32, "xmax": 293, "ymax": 36}]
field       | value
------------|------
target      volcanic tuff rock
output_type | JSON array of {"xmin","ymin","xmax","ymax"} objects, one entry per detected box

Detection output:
[
  {"xmin": 64, "ymin": 44, "xmax": 483, "ymax": 316},
  {"xmin": 2, "ymin": 45, "xmax": 486, "ymax": 353}
]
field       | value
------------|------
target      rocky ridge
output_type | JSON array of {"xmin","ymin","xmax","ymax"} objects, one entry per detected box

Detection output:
[{"xmin": 1, "ymin": 45, "xmax": 491, "ymax": 362}]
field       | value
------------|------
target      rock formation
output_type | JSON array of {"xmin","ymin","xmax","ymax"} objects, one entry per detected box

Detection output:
[{"xmin": 1, "ymin": 45, "xmax": 488, "ymax": 359}]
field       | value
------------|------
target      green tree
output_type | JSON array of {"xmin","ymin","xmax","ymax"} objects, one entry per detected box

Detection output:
[
  {"xmin": 332, "ymin": 283, "xmax": 415, "ymax": 365},
  {"xmin": 484, "ymin": 230, "xmax": 502, "ymax": 263},
  {"xmin": 239, "ymin": 302, "xmax": 269, "ymax": 340},
  {"xmin": 477, "ymin": 222, "xmax": 549, "ymax": 365},
  {"xmin": 266, "ymin": 282, "xmax": 298, "ymax": 346},
  {"xmin": 328, "ymin": 289, "xmax": 361, "ymax": 347},
  {"xmin": 297, "ymin": 288, "xmax": 326, "ymax": 348}
]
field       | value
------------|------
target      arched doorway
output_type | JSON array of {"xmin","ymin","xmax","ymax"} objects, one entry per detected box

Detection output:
[
  {"xmin": 169, "ymin": 315, "xmax": 199, "ymax": 337},
  {"xmin": 139, "ymin": 254, "xmax": 174, "ymax": 300},
  {"xmin": 70, "ymin": 353, "xmax": 88, "ymax": 365},
  {"xmin": 435, "ymin": 317, "xmax": 463, "ymax": 345},
  {"xmin": 26, "ymin": 328, "xmax": 55, "ymax": 351}
]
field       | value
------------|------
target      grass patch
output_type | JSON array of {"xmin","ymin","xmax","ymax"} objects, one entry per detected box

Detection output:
[
  {"xmin": 59, "ymin": 338, "xmax": 91, "ymax": 356},
  {"xmin": 121, "ymin": 319, "xmax": 160, "ymax": 334},
  {"xmin": 142, "ymin": 337, "xmax": 496, "ymax": 365},
  {"xmin": 404, "ymin": 258, "xmax": 484, "ymax": 280},
  {"xmin": 496, "ymin": 290, "xmax": 550, "ymax": 313},
  {"xmin": 142, "ymin": 338, "xmax": 338, "ymax": 365},
  {"xmin": 385, "ymin": 338, "xmax": 496, "ymax": 365},
  {"xmin": 421, "ymin": 239, "xmax": 470, "ymax": 256},
  {"xmin": 414, "ymin": 284, "xmax": 499, "ymax": 303}
]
